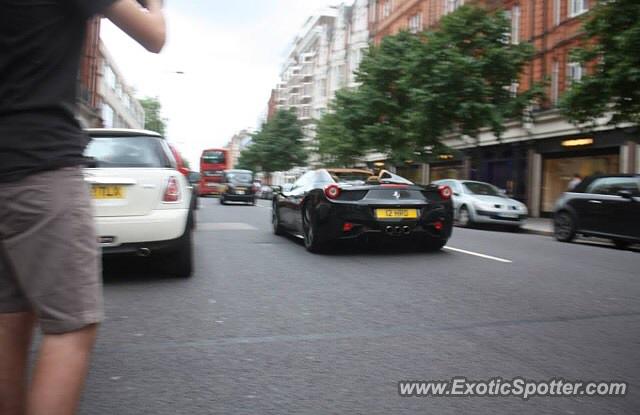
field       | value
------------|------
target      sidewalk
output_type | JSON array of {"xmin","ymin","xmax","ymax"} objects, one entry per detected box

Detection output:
[{"xmin": 522, "ymin": 218, "xmax": 553, "ymax": 236}]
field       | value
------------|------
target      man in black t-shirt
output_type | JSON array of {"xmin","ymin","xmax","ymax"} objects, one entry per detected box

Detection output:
[{"xmin": 0, "ymin": 1, "xmax": 165, "ymax": 414}]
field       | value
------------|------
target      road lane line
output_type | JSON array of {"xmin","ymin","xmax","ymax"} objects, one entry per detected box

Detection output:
[{"xmin": 444, "ymin": 246, "xmax": 512, "ymax": 263}]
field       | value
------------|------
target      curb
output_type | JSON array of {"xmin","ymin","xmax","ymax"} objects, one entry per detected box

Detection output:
[{"xmin": 522, "ymin": 227, "xmax": 554, "ymax": 237}]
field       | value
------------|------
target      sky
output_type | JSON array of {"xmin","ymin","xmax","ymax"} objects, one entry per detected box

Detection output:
[{"xmin": 101, "ymin": 0, "xmax": 338, "ymax": 168}]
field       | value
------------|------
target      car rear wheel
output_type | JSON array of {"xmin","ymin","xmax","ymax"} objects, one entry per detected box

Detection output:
[
  {"xmin": 554, "ymin": 211, "xmax": 576, "ymax": 243},
  {"xmin": 219, "ymin": 196, "xmax": 226, "ymax": 205},
  {"xmin": 302, "ymin": 205, "xmax": 326, "ymax": 254},
  {"xmin": 458, "ymin": 206, "xmax": 471, "ymax": 227},
  {"xmin": 272, "ymin": 204, "xmax": 285, "ymax": 236},
  {"xmin": 166, "ymin": 222, "xmax": 193, "ymax": 278}
]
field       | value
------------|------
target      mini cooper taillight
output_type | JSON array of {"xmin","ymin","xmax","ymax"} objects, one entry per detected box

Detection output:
[
  {"xmin": 163, "ymin": 177, "xmax": 181, "ymax": 202},
  {"xmin": 324, "ymin": 184, "xmax": 341, "ymax": 200},
  {"xmin": 438, "ymin": 185, "xmax": 452, "ymax": 201}
]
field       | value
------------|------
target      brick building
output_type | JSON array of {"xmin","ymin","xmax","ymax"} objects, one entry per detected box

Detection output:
[
  {"xmin": 367, "ymin": 0, "xmax": 639, "ymax": 217},
  {"xmin": 76, "ymin": 17, "xmax": 103, "ymax": 128}
]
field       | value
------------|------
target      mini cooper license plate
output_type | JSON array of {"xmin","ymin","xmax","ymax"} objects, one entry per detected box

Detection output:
[
  {"xmin": 91, "ymin": 185, "xmax": 124, "ymax": 200},
  {"xmin": 375, "ymin": 208, "xmax": 418, "ymax": 219}
]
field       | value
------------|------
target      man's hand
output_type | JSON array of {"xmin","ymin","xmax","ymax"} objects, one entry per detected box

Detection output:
[{"xmin": 105, "ymin": 0, "xmax": 166, "ymax": 53}]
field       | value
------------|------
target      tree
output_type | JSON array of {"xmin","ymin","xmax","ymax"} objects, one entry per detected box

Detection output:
[
  {"xmin": 140, "ymin": 96, "xmax": 167, "ymax": 135},
  {"xmin": 316, "ymin": 89, "xmax": 374, "ymax": 166},
  {"xmin": 237, "ymin": 109, "xmax": 308, "ymax": 174},
  {"xmin": 561, "ymin": 0, "xmax": 640, "ymax": 125},
  {"xmin": 317, "ymin": 5, "xmax": 536, "ymax": 163}
]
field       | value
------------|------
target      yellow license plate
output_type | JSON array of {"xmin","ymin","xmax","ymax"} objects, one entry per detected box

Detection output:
[
  {"xmin": 92, "ymin": 185, "xmax": 125, "ymax": 200},
  {"xmin": 375, "ymin": 208, "xmax": 418, "ymax": 219}
]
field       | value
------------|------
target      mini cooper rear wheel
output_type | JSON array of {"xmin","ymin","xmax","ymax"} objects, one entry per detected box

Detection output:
[
  {"xmin": 554, "ymin": 211, "xmax": 575, "ymax": 243},
  {"xmin": 166, "ymin": 219, "xmax": 193, "ymax": 278}
]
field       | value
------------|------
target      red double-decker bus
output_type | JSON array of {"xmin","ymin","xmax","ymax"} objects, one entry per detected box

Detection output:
[{"xmin": 199, "ymin": 148, "xmax": 230, "ymax": 196}]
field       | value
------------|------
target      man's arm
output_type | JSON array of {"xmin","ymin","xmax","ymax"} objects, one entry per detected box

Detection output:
[{"xmin": 104, "ymin": 0, "xmax": 166, "ymax": 53}]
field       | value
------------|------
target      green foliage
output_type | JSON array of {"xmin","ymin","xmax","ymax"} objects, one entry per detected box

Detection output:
[
  {"xmin": 561, "ymin": 0, "xmax": 640, "ymax": 125},
  {"xmin": 316, "ymin": 5, "xmax": 536, "ymax": 163},
  {"xmin": 317, "ymin": 89, "xmax": 374, "ymax": 166},
  {"xmin": 237, "ymin": 109, "xmax": 308, "ymax": 173},
  {"xmin": 140, "ymin": 97, "xmax": 167, "ymax": 135}
]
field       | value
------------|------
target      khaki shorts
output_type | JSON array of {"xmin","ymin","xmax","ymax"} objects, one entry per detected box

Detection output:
[{"xmin": 0, "ymin": 167, "xmax": 103, "ymax": 334}]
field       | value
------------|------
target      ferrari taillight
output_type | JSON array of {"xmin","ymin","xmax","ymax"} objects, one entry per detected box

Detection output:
[
  {"xmin": 438, "ymin": 185, "xmax": 452, "ymax": 201},
  {"xmin": 324, "ymin": 184, "xmax": 341, "ymax": 200}
]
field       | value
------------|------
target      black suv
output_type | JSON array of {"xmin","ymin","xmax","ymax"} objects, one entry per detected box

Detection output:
[{"xmin": 554, "ymin": 175, "xmax": 639, "ymax": 249}]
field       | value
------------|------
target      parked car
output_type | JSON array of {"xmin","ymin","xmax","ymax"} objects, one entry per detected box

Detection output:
[
  {"xmin": 554, "ymin": 174, "xmax": 640, "ymax": 249},
  {"xmin": 272, "ymin": 169, "xmax": 453, "ymax": 253},
  {"xmin": 220, "ymin": 169, "xmax": 257, "ymax": 205},
  {"xmin": 169, "ymin": 143, "xmax": 198, "ymax": 213},
  {"xmin": 433, "ymin": 179, "xmax": 528, "ymax": 229},
  {"xmin": 84, "ymin": 129, "xmax": 194, "ymax": 278},
  {"xmin": 257, "ymin": 185, "xmax": 276, "ymax": 200}
]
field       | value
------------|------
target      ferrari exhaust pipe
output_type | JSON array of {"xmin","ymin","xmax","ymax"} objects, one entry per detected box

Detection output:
[{"xmin": 402, "ymin": 226, "xmax": 411, "ymax": 235}]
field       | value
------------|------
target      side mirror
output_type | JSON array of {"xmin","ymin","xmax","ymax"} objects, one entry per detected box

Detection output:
[
  {"xmin": 617, "ymin": 190, "xmax": 634, "ymax": 199},
  {"xmin": 499, "ymin": 188, "xmax": 507, "ymax": 196}
]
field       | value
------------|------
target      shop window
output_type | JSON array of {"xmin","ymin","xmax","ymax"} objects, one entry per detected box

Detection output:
[{"xmin": 541, "ymin": 154, "xmax": 620, "ymax": 212}]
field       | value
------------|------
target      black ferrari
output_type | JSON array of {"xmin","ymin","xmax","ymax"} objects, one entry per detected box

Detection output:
[{"xmin": 272, "ymin": 169, "xmax": 454, "ymax": 253}]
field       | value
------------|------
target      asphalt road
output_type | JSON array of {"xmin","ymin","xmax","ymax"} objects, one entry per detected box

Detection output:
[{"xmin": 81, "ymin": 197, "xmax": 640, "ymax": 414}]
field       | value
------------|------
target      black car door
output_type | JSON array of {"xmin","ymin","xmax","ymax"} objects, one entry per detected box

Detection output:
[
  {"xmin": 582, "ymin": 177, "xmax": 639, "ymax": 237},
  {"xmin": 289, "ymin": 172, "xmax": 316, "ymax": 233},
  {"xmin": 605, "ymin": 177, "xmax": 640, "ymax": 239}
]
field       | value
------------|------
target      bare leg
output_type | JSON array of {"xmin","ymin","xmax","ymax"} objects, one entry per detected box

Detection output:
[
  {"xmin": 0, "ymin": 311, "xmax": 36, "ymax": 415},
  {"xmin": 27, "ymin": 324, "xmax": 99, "ymax": 415}
]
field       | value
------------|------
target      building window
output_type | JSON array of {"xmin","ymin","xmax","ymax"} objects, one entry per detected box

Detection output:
[
  {"xmin": 511, "ymin": 5, "xmax": 521, "ymax": 44},
  {"xmin": 569, "ymin": 0, "xmax": 588, "ymax": 18},
  {"xmin": 509, "ymin": 81, "xmax": 519, "ymax": 98},
  {"xmin": 553, "ymin": 0, "xmax": 562, "ymax": 25},
  {"xmin": 408, "ymin": 13, "xmax": 423, "ymax": 34},
  {"xmin": 382, "ymin": 0, "xmax": 392, "ymax": 18},
  {"xmin": 567, "ymin": 62, "xmax": 584, "ymax": 85},
  {"xmin": 446, "ymin": 0, "xmax": 464, "ymax": 14},
  {"xmin": 102, "ymin": 104, "xmax": 114, "ymax": 128},
  {"xmin": 104, "ymin": 64, "xmax": 116, "ymax": 91},
  {"xmin": 551, "ymin": 60, "xmax": 560, "ymax": 105}
]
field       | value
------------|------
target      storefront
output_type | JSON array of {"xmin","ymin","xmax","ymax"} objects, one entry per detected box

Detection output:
[
  {"xmin": 467, "ymin": 143, "xmax": 529, "ymax": 204},
  {"xmin": 536, "ymin": 131, "xmax": 632, "ymax": 215}
]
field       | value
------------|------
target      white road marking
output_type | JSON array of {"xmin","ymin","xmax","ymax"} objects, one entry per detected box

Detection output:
[
  {"xmin": 444, "ymin": 246, "xmax": 513, "ymax": 263},
  {"xmin": 199, "ymin": 223, "xmax": 258, "ymax": 231}
]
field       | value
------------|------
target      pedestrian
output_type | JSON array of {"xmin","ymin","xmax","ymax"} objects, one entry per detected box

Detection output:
[
  {"xmin": 568, "ymin": 173, "xmax": 582, "ymax": 191},
  {"xmin": 0, "ymin": 1, "xmax": 165, "ymax": 415}
]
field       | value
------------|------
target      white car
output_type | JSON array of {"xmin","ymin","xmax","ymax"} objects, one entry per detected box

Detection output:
[
  {"xmin": 433, "ymin": 179, "xmax": 528, "ymax": 229},
  {"xmin": 84, "ymin": 129, "xmax": 194, "ymax": 278}
]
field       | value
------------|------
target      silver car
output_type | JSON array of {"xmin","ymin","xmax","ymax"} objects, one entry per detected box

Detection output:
[{"xmin": 433, "ymin": 179, "xmax": 528, "ymax": 228}]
